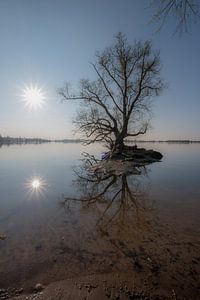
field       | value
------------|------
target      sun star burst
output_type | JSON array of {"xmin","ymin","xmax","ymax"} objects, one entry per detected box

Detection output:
[
  {"xmin": 21, "ymin": 85, "xmax": 46, "ymax": 110},
  {"xmin": 25, "ymin": 176, "xmax": 47, "ymax": 196}
]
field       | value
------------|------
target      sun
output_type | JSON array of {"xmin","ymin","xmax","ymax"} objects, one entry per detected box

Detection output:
[
  {"xmin": 21, "ymin": 85, "xmax": 46, "ymax": 110},
  {"xmin": 31, "ymin": 179, "xmax": 41, "ymax": 190}
]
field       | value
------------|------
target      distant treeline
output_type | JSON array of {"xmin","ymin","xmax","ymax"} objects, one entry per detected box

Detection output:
[
  {"xmin": 1, "ymin": 135, "xmax": 200, "ymax": 146},
  {"xmin": 0, "ymin": 135, "xmax": 51, "ymax": 145},
  {"xmin": 129, "ymin": 140, "xmax": 200, "ymax": 144},
  {"xmin": 53, "ymin": 139, "xmax": 85, "ymax": 143},
  {"xmin": 0, "ymin": 135, "xmax": 85, "ymax": 146}
]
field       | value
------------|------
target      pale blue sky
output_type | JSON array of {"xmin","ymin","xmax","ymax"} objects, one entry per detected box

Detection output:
[{"xmin": 0, "ymin": 0, "xmax": 199, "ymax": 139}]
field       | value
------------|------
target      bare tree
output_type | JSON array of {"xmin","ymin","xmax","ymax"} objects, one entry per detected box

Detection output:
[
  {"xmin": 58, "ymin": 33, "xmax": 164, "ymax": 155},
  {"xmin": 150, "ymin": 0, "xmax": 200, "ymax": 35}
]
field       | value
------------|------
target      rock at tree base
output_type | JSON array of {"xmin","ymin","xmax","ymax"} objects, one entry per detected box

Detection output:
[
  {"xmin": 110, "ymin": 145, "xmax": 163, "ymax": 163},
  {"xmin": 92, "ymin": 146, "xmax": 163, "ymax": 176}
]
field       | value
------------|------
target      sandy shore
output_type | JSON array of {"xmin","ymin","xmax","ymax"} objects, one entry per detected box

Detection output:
[{"xmin": 9, "ymin": 272, "xmax": 177, "ymax": 300}]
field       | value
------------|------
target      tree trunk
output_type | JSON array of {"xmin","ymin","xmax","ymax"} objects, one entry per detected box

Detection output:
[{"xmin": 111, "ymin": 134, "xmax": 125, "ymax": 158}]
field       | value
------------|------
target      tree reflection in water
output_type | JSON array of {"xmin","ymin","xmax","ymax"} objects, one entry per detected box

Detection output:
[
  {"xmin": 58, "ymin": 155, "xmax": 200, "ymax": 299},
  {"xmin": 61, "ymin": 153, "xmax": 157, "ymax": 240}
]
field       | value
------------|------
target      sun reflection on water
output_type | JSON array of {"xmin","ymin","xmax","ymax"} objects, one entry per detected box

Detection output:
[{"xmin": 26, "ymin": 176, "xmax": 47, "ymax": 197}]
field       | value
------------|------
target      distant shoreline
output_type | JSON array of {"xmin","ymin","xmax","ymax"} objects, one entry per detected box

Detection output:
[
  {"xmin": 1, "ymin": 135, "xmax": 200, "ymax": 146},
  {"xmin": 129, "ymin": 139, "xmax": 200, "ymax": 144}
]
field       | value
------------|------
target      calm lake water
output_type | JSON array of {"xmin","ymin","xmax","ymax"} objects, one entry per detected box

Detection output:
[{"xmin": 0, "ymin": 142, "xmax": 200, "ymax": 298}]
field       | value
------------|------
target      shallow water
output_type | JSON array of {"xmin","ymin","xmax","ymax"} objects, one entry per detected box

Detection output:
[{"xmin": 0, "ymin": 142, "xmax": 200, "ymax": 298}]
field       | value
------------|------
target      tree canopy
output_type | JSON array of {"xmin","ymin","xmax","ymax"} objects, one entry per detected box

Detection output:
[{"xmin": 58, "ymin": 33, "xmax": 164, "ymax": 155}]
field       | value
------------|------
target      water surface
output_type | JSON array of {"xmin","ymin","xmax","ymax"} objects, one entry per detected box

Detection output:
[{"xmin": 0, "ymin": 143, "xmax": 200, "ymax": 298}]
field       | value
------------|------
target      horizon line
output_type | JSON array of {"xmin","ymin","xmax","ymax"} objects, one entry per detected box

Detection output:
[{"xmin": 1, "ymin": 135, "xmax": 200, "ymax": 144}]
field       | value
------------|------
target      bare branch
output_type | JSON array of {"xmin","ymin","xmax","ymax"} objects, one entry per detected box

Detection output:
[
  {"xmin": 91, "ymin": 63, "xmax": 124, "ymax": 114},
  {"xmin": 127, "ymin": 123, "xmax": 148, "ymax": 137},
  {"xmin": 149, "ymin": 0, "xmax": 200, "ymax": 35}
]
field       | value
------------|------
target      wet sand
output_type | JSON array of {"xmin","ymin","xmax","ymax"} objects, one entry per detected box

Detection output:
[
  {"xmin": 1, "ymin": 203, "xmax": 200, "ymax": 300},
  {"xmin": 9, "ymin": 272, "xmax": 182, "ymax": 300}
]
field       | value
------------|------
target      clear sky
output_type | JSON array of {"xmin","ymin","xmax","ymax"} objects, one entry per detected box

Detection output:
[{"xmin": 0, "ymin": 0, "xmax": 199, "ymax": 140}]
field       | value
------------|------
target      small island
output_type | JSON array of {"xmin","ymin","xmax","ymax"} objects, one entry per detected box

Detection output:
[{"xmin": 90, "ymin": 144, "xmax": 163, "ymax": 176}]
